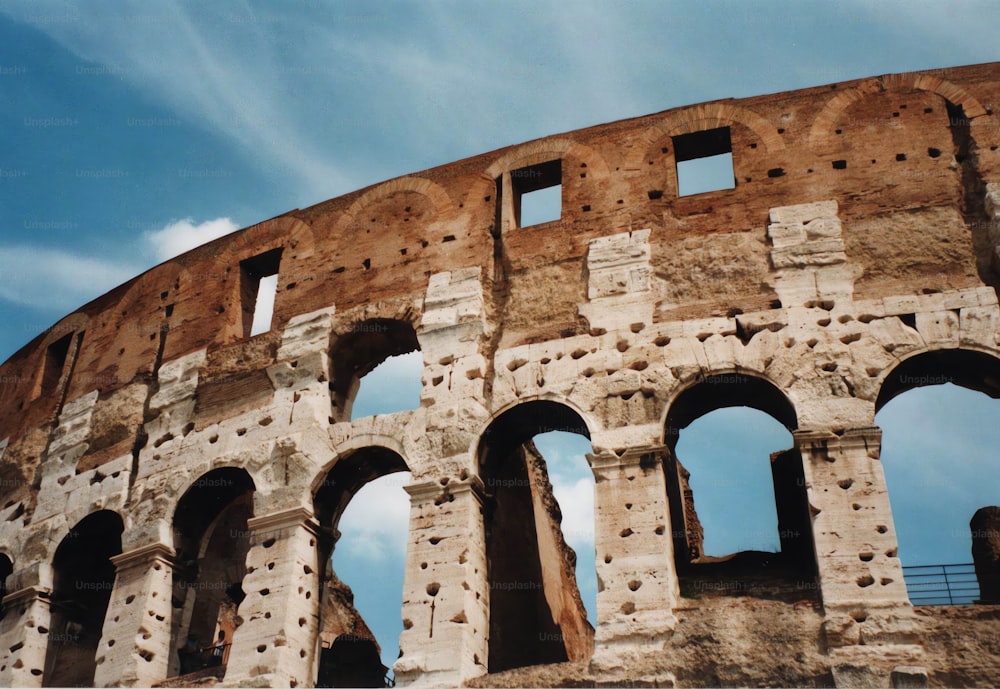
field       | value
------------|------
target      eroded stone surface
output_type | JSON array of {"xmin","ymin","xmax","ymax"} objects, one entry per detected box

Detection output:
[{"xmin": 1, "ymin": 63, "xmax": 1000, "ymax": 688}]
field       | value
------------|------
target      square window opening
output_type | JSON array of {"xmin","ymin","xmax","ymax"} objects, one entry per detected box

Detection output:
[
  {"xmin": 239, "ymin": 248, "xmax": 282, "ymax": 338},
  {"xmin": 673, "ymin": 127, "xmax": 735, "ymax": 197},
  {"xmin": 511, "ymin": 159, "xmax": 562, "ymax": 227}
]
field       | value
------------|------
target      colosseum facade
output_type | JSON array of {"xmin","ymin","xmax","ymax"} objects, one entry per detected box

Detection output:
[{"xmin": 1, "ymin": 63, "xmax": 999, "ymax": 688}]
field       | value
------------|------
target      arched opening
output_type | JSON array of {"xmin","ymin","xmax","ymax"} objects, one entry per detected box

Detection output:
[
  {"xmin": 314, "ymin": 448, "xmax": 410, "ymax": 687},
  {"xmin": 43, "ymin": 510, "xmax": 123, "ymax": 688},
  {"xmin": 477, "ymin": 401, "xmax": 595, "ymax": 674},
  {"xmin": 329, "ymin": 319, "xmax": 421, "ymax": 421},
  {"xmin": 664, "ymin": 374, "xmax": 815, "ymax": 600},
  {"xmin": 351, "ymin": 351, "xmax": 423, "ymax": 419},
  {"xmin": 0, "ymin": 552, "xmax": 11, "ymax": 622},
  {"xmin": 875, "ymin": 349, "xmax": 1000, "ymax": 605},
  {"xmin": 170, "ymin": 468, "xmax": 255, "ymax": 678},
  {"xmin": 532, "ymin": 432, "xmax": 597, "ymax": 622}
]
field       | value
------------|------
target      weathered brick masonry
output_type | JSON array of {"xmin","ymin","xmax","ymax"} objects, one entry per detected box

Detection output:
[{"xmin": 1, "ymin": 63, "xmax": 1000, "ymax": 687}]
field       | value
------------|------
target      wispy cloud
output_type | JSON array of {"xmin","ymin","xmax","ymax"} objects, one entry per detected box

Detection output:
[
  {"xmin": 4, "ymin": 0, "xmax": 356, "ymax": 200},
  {"xmin": 0, "ymin": 245, "xmax": 136, "ymax": 311},
  {"xmin": 337, "ymin": 472, "xmax": 412, "ymax": 562},
  {"xmin": 144, "ymin": 216, "xmax": 239, "ymax": 262}
]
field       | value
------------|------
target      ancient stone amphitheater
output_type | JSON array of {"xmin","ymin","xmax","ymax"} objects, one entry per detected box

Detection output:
[{"xmin": 1, "ymin": 62, "xmax": 1000, "ymax": 689}]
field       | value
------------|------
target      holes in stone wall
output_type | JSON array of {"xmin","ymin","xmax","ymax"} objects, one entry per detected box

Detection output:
[{"xmin": 832, "ymin": 160, "xmax": 847, "ymax": 170}]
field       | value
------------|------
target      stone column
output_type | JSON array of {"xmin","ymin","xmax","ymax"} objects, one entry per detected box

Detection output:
[
  {"xmin": 797, "ymin": 428, "xmax": 911, "ymax": 614},
  {"xmin": 93, "ymin": 543, "xmax": 175, "ymax": 687},
  {"xmin": 223, "ymin": 506, "xmax": 322, "ymax": 688},
  {"xmin": 588, "ymin": 448, "xmax": 678, "ymax": 679},
  {"xmin": 394, "ymin": 477, "xmax": 489, "ymax": 688},
  {"xmin": 0, "ymin": 563, "xmax": 52, "ymax": 688},
  {"xmin": 971, "ymin": 506, "xmax": 1000, "ymax": 603},
  {"xmin": 797, "ymin": 427, "xmax": 924, "ymax": 684}
]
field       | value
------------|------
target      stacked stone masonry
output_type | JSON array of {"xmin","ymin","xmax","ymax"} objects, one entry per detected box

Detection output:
[{"xmin": 1, "ymin": 63, "xmax": 1000, "ymax": 687}]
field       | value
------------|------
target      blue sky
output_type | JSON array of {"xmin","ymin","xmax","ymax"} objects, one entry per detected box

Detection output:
[{"xmin": 2, "ymin": 0, "xmax": 1000, "ymax": 673}]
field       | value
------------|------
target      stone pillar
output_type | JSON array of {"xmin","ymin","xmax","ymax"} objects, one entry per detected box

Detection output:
[
  {"xmin": 0, "ymin": 563, "xmax": 53, "ymax": 688},
  {"xmin": 394, "ymin": 477, "xmax": 488, "ymax": 688},
  {"xmin": 223, "ymin": 507, "xmax": 322, "ymax": 688},
  {"xmin": 93, "ymin": 543, "xmax": 175, "ymax": 687},
  {"xmin": 971, "ymin": 506, "xmax": 1000, "ymax": 603},
  {"xmin": 588, "ymin": 448, "xmax": 678, "ymax": 680},
  {"xmin": 797, "ymin": 426, "xmax": 923, "ymax": 684}
]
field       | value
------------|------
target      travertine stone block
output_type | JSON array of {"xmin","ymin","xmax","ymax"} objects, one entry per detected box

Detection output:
[
  {"xmin": 395, "ymin": 478, "xmax": 489, "ymax": 687},
  {"xmin": 796, "ymin": 428, "xmax": 913, "ymax": 620},
  {"xmin": 768, "ymin": 200, "xmax": 857, "ymax": 309},
  {"xmin": 589, "ymin": 449, "xmax": 678, "ymax": 675},
  {"xmin": 0, "ymin": 565, "xmax": 53, "ymax": 689},
  {"xmin": 224, "ymin": 507, "xmax": 322, "ymax": 688},
  {"xmin": 93, "ymin": 543, "xmax": 175, "ymax": 687},
  {"xmin": 580, "ymin": 230, "xmax": 654, "ymax": 332}
]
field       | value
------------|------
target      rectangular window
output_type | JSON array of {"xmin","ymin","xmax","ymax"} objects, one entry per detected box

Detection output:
[
  {"xmin": 673, "ymin": 127, "xmax": 735, "ymax": 196},
  {"xmin": 39, "ymin": 332, "xmax": 72, "ymax": 397},
  {"xmin": 511, "ymin": 159, "xmax": 562, "ymax": 227},
  {"xmin": 239, "ymin": 248, "xmax": 282, "ymax": 338}
]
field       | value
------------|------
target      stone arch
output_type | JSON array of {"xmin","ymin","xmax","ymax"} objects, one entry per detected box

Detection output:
[
  {"xmin": 873, "ymin": 346, "xmax": 1000, "ymax": 605},
  {"xmin": 661, "ymin": 372, "xmax": 814, "ymax": 591},
  {"xmin": 329, "ymin": 316, "xmax": 422, "ymax": 421},
  {"xmin": 474, "ymin": 393, "xmax": 598, "ymax": 459},
  {"xmin": 476, "ymin": 399, "xmax": 595, "ymax": 674},
  {"xmin": 484, "ymin": 138, "xmax": 612, "ymax": 182},
  {"xmin": 0, "ymin": 550, "xmax": 11, "ymax": 621},
  {"xmin": 630, "ymin": 102, "xmax": 787, "ymax": 168},
  {"xmin": 43, "ymin": 509, "xmax": 124, "ymax": 688},
  {"xmin": 875, "ymin": 346, "xmax": 1000, "ymax": 414},
  {"xmin": 312, "ymin": 445, "xmax": 410, "ymax": 687},
  {"xmin": 169, "ymin": 467, "xmax": 256, "ymax": 679},
  {"xmin": 808, "ymin": 74, "xmax": 990, "ymax": 147},
  {"xmin": 334, "ymin": 176, "xmax": 455, "ymax": 236},
  {"xmin": 661, "ymin": 370, "xmax": 797, "ymax": 444}
]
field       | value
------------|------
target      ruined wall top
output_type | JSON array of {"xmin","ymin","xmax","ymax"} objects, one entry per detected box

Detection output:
[{"xmin": 3, "ymin": 62, "xmax": 1000, "ymax": 452}]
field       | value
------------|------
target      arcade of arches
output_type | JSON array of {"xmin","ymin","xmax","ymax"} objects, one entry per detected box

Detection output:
[{"xmin": 3, "ymin": 63, "xmax": 1000, "ymax": 688}]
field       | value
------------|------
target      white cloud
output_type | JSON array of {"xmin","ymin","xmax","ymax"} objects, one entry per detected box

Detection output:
[
  {"xmin": 0, "ymin": 245, "xmax": 137, "ymax": 311},
  {"xmin": 144, "ymin": 217, "xmax": 240, "ymax": 262},
  {"xmin": 551, "ymin": 476, "xmax": 595, "ymax": 552},
  {"xmin": 336, "ymin": 472, "xmax": 412, "ymax": 563}
]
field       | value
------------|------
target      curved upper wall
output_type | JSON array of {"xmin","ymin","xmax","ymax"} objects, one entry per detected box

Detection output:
[{"xmin": 2, "ymin": 62, "xmax": 1000, "ymax": 448}]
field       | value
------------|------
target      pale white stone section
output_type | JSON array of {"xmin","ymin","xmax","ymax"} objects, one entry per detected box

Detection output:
[
  {"xmin": 34, "ymin": 391, "xmax": 131, "ymax": 524},
  {"xmin": 0, "ymin": 563, "xmax": 53, "ymax": 688},
  {"xmin": 579, "ymin": 229, "xmax": 655, "ymax": 331},
  {"xmin": 767, "ymin": 200, "xmax": 858, "ymax": 310},
  {"xmin": 224, "ymin": 507, "xmax": 323, "ymax": 688},
  {"xmin": 985, "ymin": 181, "xmax": 1000, "ymax": 271},
  {"xmin": 394, "ymin": 477, "xmax": 489, "ymax": 688},
  {"xmin": 588, "ymin": 448, "xmax": 678, "ymax": 684},
  {"xmin": 93, "ymin": 544, "xmax": 175, "ymax": 688},
  {"xmin": 140, "ymin": 348, "xmax": 208, "ymax": 474}
]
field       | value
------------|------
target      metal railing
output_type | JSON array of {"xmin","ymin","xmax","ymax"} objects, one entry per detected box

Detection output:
[{"xmin": 902, "ymin": 563, "xmax": 980, "ymax": 605}]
